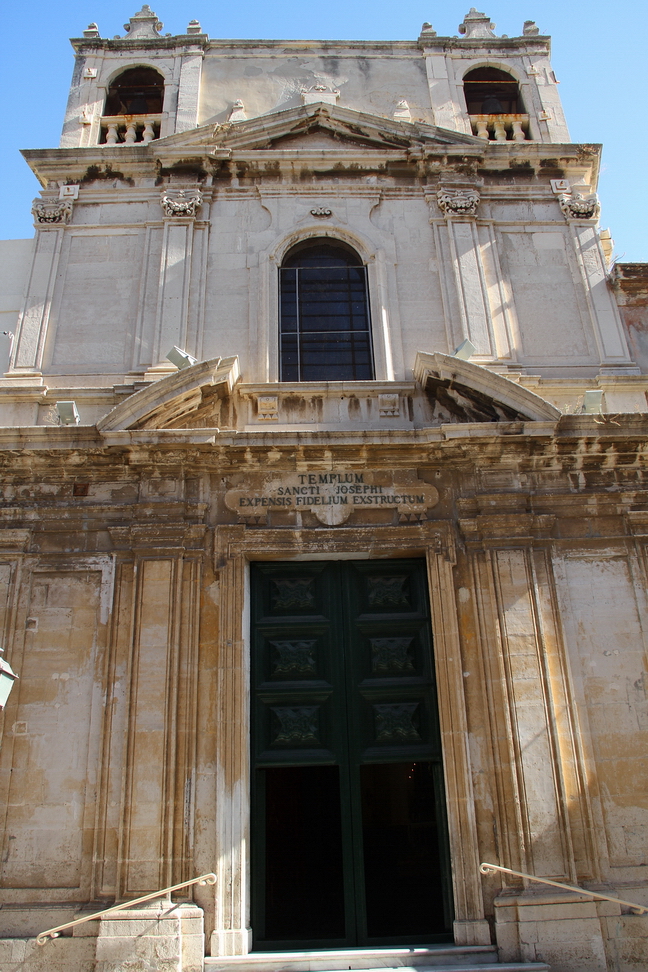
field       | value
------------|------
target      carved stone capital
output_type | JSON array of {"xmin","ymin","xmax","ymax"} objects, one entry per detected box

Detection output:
[
  {"xmin": 559, "ymin": 190, "xmax": 600, "ymax": 221},
  {"xmin": 32, "ymin": 200, "xmax": 73, "ymax": 224},
  {"xmin": 160, "ymin": 189, "xmax": 203, "ymax": 219},
  {"xmin": 437, "ymin": 187, "xmax": 480, "ymax": 218}
]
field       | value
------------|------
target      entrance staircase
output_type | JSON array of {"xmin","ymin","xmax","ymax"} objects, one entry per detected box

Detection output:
[{"xmin": 205, "ymin": 945, "xmax": 550, "ymax": 972}]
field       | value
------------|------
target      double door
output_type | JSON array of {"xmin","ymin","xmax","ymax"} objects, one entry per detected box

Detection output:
[{"xmin": 251, "ymin": 559, "xmax": 453, "ymax": 949}]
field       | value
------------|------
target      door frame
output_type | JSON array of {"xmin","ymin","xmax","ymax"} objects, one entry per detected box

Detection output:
[{"xmin": 210, "ymin": 521, "xmax": 490, "ymax": 957}]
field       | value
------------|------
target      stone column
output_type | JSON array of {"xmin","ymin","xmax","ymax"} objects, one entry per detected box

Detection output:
[{"xmin": 9, "ymin": 204, "xmax": 71, "ymax": 376}]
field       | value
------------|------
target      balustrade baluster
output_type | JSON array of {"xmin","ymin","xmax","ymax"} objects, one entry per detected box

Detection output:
[
  {"xmin": 475, "ymin": 118, "xmax": 490, "ymax": 140},
  {"xmin": 142, "ymin": 121, "xmax": 155, "ymax": 144},
  {"xmin": 512, "ymin": 120, "xmax": 526, "ymax": 142},
  {"xmin": 493, "ymin": 118, "xmax": 507, "ymax": 141},
  {"xmin": 124, "ymin": 121, "xmax": 137, "ymax": 144},
  {"xmin": 105, "ymin": 123, "xmax": 119, "ymax": 145}
]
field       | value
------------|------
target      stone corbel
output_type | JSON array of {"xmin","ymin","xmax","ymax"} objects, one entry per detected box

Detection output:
[
  {"xmin": 436, "ymin": 187, "xmax": 481, "ymax": 218},
  {"xmin": 31, "ymin": 200, "xmax": 73, "ymax": 224},
  {"xmin": 160, "ymin": 188, "xmax": 203, "ymax": 218},
  {"xmin": 559, "ymin": 189, "xmax": 600, "ymax": 221}
]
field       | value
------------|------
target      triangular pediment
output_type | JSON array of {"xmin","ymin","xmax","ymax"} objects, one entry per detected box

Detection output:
[{"xmin": 156, "ymin": 103, "xmax": 485, "ymax": 157}]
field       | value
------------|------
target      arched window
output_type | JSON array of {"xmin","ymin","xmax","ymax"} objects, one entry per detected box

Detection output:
[
  {"xmin": 463, "ymin": 67, "xmax": 523, "ymax": 115},
  {"xmin": 104, "ymin": 66, "xmax": 164, "ymax": 116},
  {"xmin": 279, "ymin": 240, "xmax": 374, "ymax": 382}
]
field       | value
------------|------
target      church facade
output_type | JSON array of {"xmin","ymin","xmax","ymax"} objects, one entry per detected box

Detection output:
[{"xmin": 0, "ymin": 7, "xmax": 647, "ymax": 972}]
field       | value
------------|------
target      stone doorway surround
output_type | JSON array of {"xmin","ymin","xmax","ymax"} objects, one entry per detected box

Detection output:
[{"xmin": 210, "ymin": 521, "xmax": 491, "ymax": 957}]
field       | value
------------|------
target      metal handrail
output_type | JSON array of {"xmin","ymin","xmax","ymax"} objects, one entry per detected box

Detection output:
[
  {"xmin": 480, "ymin": 862, "xmax": 648, "ymax": 915},
  {"xmin": 37, "ymin": 872, "xmax": 217, "ymax": 945}
]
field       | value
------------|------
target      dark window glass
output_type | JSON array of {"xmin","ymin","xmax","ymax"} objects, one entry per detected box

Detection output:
[{"xmin": 280, "ymin": 242, "xmax": 375, "ymax": 381}]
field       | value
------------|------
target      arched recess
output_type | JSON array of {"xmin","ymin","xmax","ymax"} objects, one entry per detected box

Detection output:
[{"xmin": 257, "ymin": 226, "xmax": 396, "ymax": 383}]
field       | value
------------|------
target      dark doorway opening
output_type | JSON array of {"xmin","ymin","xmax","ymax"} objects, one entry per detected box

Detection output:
[{"xmin": 251, "ymin": 560, "xmax": 453, "ymax": 949}]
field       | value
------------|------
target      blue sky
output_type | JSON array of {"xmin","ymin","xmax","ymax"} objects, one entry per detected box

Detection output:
[{"xmin": 1, "ymin": 0, "xmax": 646, "ymax": 261}]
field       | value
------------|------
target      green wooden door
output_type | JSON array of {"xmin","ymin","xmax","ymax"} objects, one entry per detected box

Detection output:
[{"xmin": 251, "ymin": 560, "xmax": 453, "ymax": 949}]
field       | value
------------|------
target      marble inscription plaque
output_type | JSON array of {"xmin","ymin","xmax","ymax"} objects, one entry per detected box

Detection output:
[{"xmin": 224, "ymin": 470, "xmax": 439, "ymax": 525}]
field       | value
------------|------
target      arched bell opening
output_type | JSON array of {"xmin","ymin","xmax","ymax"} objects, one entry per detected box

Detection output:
[
  {"xmin": 100, "ymin": 66, "xmax": 165, "ymax": 145},
  {"xmin": 463, "ymin": 67, "xmax": 530, "ymax": 142}
]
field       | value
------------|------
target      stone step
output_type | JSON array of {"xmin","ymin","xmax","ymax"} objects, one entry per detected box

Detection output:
[{"xmin": 204, "ymin": 947, "xmax": 550, "ymax": 972}]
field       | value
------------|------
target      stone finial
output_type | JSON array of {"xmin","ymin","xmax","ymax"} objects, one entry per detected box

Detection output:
[
  {"xmin": 523, "ymin": 20, "xmax": 540, "ymax": 35},
  {"xmin": 186, "ymin": 19, "xmax": 202, "ymax": 34},
  {"xmin": 123, "ymin": 5, "xmax": 163, "ymax": 39},
  {"xmin": 420, "ymin": 22, "xmax": 437, "ymax": 35},
  {"xmin": 83, "ymin": 23, "xmax": 100, "ymax": 38},
  {"xmin": 229, "ymin": 100, "xmax": 247, "ymax": 122},
  {"xmin": 393, "ymin": 99, "xmax": 412, "ymax": 122},
  {"xmin": 458, "ymin": 8, "xmax": 497, "ymax": 38},
  {"xmin": 437, "ymin": 187, "xmax": 481, "ymax": 218}
]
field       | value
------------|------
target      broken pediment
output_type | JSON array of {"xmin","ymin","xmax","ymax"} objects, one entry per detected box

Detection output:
[
  {"xmin": 414, "ymin": 351, "xmax": 561, "ymax": 424},
  {"xmin": 97, "ymin": 356, "xmax": 239, "ymax": 432},
  {"xmin": 156, "ymin": 103, "xmax": 485, "ymax": 157}
]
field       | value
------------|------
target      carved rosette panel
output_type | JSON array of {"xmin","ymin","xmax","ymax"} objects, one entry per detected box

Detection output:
[
  {"xmin": 270, "ymin": 576, "xmax": 316, "ymax": 611},
  {"xmin": 367, "ymin": 574, "xmax": 411, "ymax": 607},
  {"xmin": 370, "ymin": 636, "xmax": 415, "ymax": 675},
  {"xmin": 270, "ymin": 639, "xmax": 317, "ymax": 677},
  {"xmin": 271, "ymin": 705, "xmax": 320, "ymax": 746},
  {"xmin": 373, "ymin": 702, "xmax": 421, "ymax": 744},
  {"xmin": 437, "ymin": 188, "xmax": 481, "ymax": 218}
]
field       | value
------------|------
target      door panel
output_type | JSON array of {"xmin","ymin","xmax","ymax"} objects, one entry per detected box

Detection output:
[{"xmin": 251, "ymin": 560, "xmax": 453, "ymax": 949}]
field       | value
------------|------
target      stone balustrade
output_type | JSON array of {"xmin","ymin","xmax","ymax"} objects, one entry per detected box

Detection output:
[
  {"xmin": 99, "ymin": 113, "xmax": 163, "ymax": 145},
  {"xmin": 470, "ymin": 113, "xmax": 530, "ymax": 142}
]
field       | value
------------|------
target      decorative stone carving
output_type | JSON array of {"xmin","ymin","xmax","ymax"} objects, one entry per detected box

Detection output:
[
  {"xmin": 123, "ymin": 5, "xmax": 163, "ymax": 39},
  {"xmin": 458, "ymin": 8, "xmax": 497, "ymax": 38},
  {"xmin": 378, "ymin": 393, "xmax": 400, "ymax": 417},
  {"xmin": 301, "ymin": 84, "xmax": 340, "ymax": 106},
  {"xmin": 228, "ymin": 100, "xmax": 247, "ymax": 122},
  {"xmin": 523, "ymin": 20, "xmax": 540, "ymax": 35},
  {"xmin": 393, "ymin": 99, "xmax": 411, "ymax": 122},
  {"xmin": 559, "ymin": 188, "xmax": 600, "ymax": 221},
  {"xmin": 257, "ymin": 394, "xmax": 279, "ymax": 420},
  {"xmin": 83, "ymin": 23, "xmax": 100, "ymax": 38},
  {"xmin": 420, "ymin": 22, "xmax": 437, "ymax": 35},
  {"xmin": 310, "ymin": 207, "xmax": 332, "ymax": 218},
  {"xmin": 186, "ymin": 19, "xmax": 202, "ymax": 34},
  {"xmin": 160, "ymin": 188, "xmax": 203, "ymax": 218},
  {"xmin": 437, "ymin": 187, "xmax": 481, "ymax": 218},
  {"xmin": 31, "ymin": 200, "xmax": 73, "ymax": 224}
]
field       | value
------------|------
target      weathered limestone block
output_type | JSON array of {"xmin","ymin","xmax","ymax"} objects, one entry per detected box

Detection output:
[
  {"xmin": 495, "ymin": 892, "xmax": 608, "ymax": 971},
  {"xmin": 94, "ymin": 902, "xmax": 204, "ymax": 972}
]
